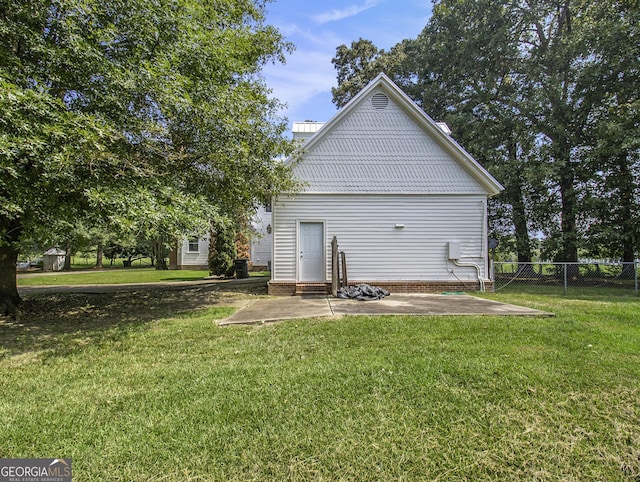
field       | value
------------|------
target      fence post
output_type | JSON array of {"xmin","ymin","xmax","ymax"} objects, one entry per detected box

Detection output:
[
  {"xmin": 340, "ymin": 251, "xmax": 348, "ymax": 289},
  {"xmin": 331, "ymin": 236, "xmax": 338, "ymax": 297},
  {"xmin": 635, "ymin": 259, "xmax": 638, "ymax": 295},
  {"xmin": 563, "ymin": 263, "xmax": 568, "ymax": 295},
  {"xmin": 489, "ymin": 259, "xmax": 494, "ymax": 292}
]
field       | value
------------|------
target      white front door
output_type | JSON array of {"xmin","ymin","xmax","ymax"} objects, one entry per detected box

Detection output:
[{"xmin": 299, "ymin": 222, "xmax": 324, "ymax": 281}]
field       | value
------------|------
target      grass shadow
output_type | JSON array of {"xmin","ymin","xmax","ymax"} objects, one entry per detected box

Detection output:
[{"xmin": 0, "ymin": 282, "xmax": 266, "ymax": 362}]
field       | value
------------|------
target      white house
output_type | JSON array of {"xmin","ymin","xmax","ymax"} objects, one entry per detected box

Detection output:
[
  {"xmin": 249, "ymin": 205, "xmax": 273, "ymax": 269},
  {"xmin": 268, "ymin": 73, "xmax": 504, "ymax": 296},
  {"xmin": 170, "ymin": 208, "xmax": 273, "ymax": 270},
  {"xmin": 170, "ymin": 234, "xmax": 210, "ymax": 270}
]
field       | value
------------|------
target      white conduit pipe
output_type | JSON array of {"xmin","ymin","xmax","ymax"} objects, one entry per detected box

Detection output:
[{"xmin": 452, "ymin": 259, "xmax": 485, "ymax": 292}]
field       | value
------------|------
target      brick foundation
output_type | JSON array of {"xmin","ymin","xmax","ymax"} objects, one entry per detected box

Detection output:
[
  {"xmin": 295, "ymin": 283, "xmax": 331, "ymax": 295},
  {"xmin": 172, "ymin": 264, "xmax": 209, "ymax": 270},
  {"xmin": 268, "ymin": 281, "xmax": 298, "ymax": 296},
  {"xmin": 353, "ymin": 280, "xmax": 493, "ymax": 293},
  {"xmin": 268, "ymin": 280, "xmax": 494, "ymax": 296}
]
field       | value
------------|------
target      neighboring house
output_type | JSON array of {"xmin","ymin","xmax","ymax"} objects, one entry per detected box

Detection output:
[
  {"xmin": 268, "ymin": 73, "xmax": 504, "ymax": 296},
  {"xmin": 250, "ymin": 204, "xmax": 273, "ymax": 269},
  {"xmin": 169, "ymin": 207, "xmax": 273, "ymax": 270},
  {"xmin": 170, "ymin": 234, "xmax": 210, "ymax": 270}
]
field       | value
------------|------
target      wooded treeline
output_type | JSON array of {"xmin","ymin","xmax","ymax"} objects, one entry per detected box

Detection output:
[{"xmin": 332, "ymin": 0, "xmax": 640, "ymax": 263}]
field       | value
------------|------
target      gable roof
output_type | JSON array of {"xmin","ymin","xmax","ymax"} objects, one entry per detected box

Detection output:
[{"xmin": 289, "ymin": 73, "xmax": 504, "ymax": 197}]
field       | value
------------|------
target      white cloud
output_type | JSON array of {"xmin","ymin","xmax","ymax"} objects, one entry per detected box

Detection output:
[
  {"xmin": 312, "ymin": 0, "xmax": 379, "ymax": 24},
  {"xmin": 264, "ymin": 0, "xmax": 416, "ymax": 125},
  {"xmin": 265, "ymin": 48, "xmax": 336, "ymax": 116},
  {"xmin": 278, "ymin": 23, "xmax": 344, "ymax": 51}
]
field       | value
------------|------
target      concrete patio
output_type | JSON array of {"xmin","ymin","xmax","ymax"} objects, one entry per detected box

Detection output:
[{"xmin": 220, "ymin": 293, "xmax": 553, "ymax": 325}]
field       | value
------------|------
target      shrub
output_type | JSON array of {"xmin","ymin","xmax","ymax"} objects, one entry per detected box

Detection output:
[{"xmin": 208, "ymin": 220, "xmax": 236, "ymax": 277}]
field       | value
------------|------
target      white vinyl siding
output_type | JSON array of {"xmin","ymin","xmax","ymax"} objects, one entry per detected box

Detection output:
[
  {"xmin": 294, "ymin": 90, "xmax": 488, "ymax": 195},
  {"xmin": 272, "ymin": 194, "xmax": 488, "ymax": 282},
  {"xmin": 250, "ymin": 206, "xmax": 272, "ymax": 268},
  {"xmin": 250, "ymin": 238, "xmax": 272, "ymax": 268},
  {"xmin": 178, "ymin": 236, "xmax": 209, "ymax": 268},
  {"xmin": 271, "ymin": 75, "xmax": 501, "ymax": 286}
]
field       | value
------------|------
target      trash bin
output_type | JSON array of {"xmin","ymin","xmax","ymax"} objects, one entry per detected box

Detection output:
[{"xmin": 234, "ymin": 259, "xmax": 249, "ymax": 279}]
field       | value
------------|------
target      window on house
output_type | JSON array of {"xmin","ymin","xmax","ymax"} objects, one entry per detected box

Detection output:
[{"xmin": 188, "ymin": 237, "xmax": 199, "ymax": 252}]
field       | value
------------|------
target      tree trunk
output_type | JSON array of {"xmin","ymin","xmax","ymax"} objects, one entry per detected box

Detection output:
[
  {"xmin": 617, "ymin": 154, "xmax": 637, "ymax": 263},
  {"xmin": 557, "ymin": 160, "xmax": 581, "ymax": 280},
  {"xmin": 504, "ymin": 178, "xmax": 536, "ymax": 275},
  {"xmin": 616, "ymin": 154, "xmax": 637, "ymax": 279},
  {"xmin": 559, "ymin": 171, "xmax": 578, "ymax": 263},
  {"xmin": 0, "ymin": 216, "xmax": 22, "ymax": 316},
  {"xmin": 155, "ymin": 237, "xmax": 168, "ymax": 270},
  {"xmin": 511, "ymin": 184, "xmax": 533, "ymax": 263},
  {"xmin": 504, "ymin": 138, "xmax": 533, "ymax": 272},
  {"xmin": 63, "ymin": 241, "xmax": 73, "ymax": 270},
  {"xmin": 0, "ymin": 243, "xmax": 21, "ymax": 318},
  {"xmin": 552, "ymin": 133, "xmax": 579, "ymax": 264},
  {"xmin": 96, "ymin": 242, "xmax": 103, "ymax": 268}
]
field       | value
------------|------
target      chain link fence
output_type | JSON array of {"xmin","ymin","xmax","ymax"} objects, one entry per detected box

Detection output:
[{"xmin": 492, "ymin": 261, "xmax": 639, "ymax": 295}]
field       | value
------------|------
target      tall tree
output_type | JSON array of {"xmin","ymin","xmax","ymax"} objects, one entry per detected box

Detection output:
[
  {"xmin": 331, "ymin": 38, "xmax": 411, "ymax": 109},
  {"xmin": 517, "ymin": 0, "xmax": 586, "ymax": 262},
  {"xmin": 408, "ymin": 0, "xmax": 539, "ymax": 265},
  {"xmin": 332, "ymin": 39, "xmax": 383, "ymax": 108},
  {"xmin": 578, "ymin": 0, "xmax": 640, "ymax": 262},
  {"xmin": 517, "ymin": 0, "xmax": 639, "ymax": 262},
  {"xmin": 0, "ymin": 0, "xmax": 297, "ymax": 315}
]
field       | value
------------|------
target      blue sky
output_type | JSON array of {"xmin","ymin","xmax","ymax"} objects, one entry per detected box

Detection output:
[{"xmin": 263, "ymin": 0, "xmax": 433, "ymax": 130}]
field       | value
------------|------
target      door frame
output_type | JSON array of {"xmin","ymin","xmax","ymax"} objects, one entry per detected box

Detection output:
[{"xmin": 296, "ymin": 220, "xmax": 326, "ymax": 282}]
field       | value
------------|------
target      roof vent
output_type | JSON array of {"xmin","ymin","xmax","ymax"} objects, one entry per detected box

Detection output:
[{"xmin": 371, "ymin": 92, "xmax": 389, "ymax": 110}]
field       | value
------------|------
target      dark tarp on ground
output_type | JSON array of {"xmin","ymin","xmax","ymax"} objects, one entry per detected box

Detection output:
[{"xmin": 337, "ymin": 284, "xmax": 390, "ymax": 301}]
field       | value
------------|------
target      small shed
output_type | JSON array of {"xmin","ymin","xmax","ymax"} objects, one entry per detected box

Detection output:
[{"xmin": 43, "ymin": 248, "xmax": 66, "ymax": 272}]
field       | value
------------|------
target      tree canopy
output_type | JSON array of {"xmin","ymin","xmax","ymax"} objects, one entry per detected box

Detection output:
[
  {"xmin": 331, "ymin": 0, "xmax": 640, "ymax": 264},
  {"xmin": 0, "ymin": 0, "xmax": 297, "ymax": 315}
]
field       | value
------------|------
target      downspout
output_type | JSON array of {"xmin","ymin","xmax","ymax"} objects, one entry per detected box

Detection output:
[
  {"xmin": 482, "ymin": 199, "xmax": 489, "ymax": 290},
  {"xmin": 482, "ymin": 199, "xmax": 488, "ymax": 273}
]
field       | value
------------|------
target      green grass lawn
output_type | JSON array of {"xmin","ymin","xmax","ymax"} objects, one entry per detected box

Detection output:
[
  {"xmin": 18, "ymin": 268, "xmax": 270, "ymax": 286},
  {"xmin": 1, "ymin": 290, "xmax": 639, "ymax": 480},
  {"xmin": 70, "ymin": 256, "xmax": 156, "ymax": 270},
  {"xmin": 18, "ymin": 267, "xmax": 211, "ymax": 285}
]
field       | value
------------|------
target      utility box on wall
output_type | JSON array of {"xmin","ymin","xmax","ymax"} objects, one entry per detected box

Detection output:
[{"xmin": 447, "ymin": 242, "xmax": 461, "ymax": 260}]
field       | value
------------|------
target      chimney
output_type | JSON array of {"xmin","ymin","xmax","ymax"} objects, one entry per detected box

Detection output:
[{"xmin": 292, "ymin": 121, "xmax": 325, "ymax": 142}]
